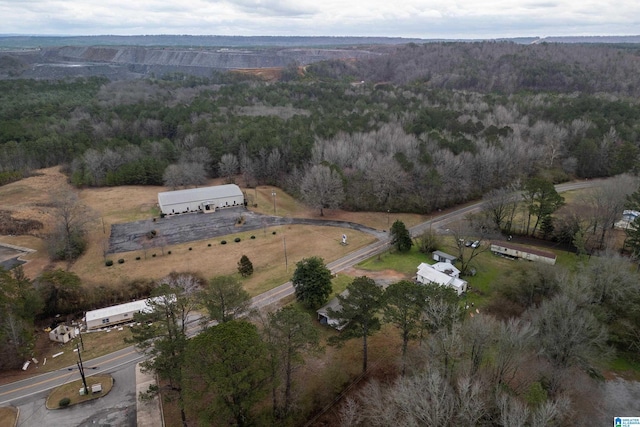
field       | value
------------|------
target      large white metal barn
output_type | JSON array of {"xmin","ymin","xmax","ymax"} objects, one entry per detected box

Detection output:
[{"xmin": 157, "ymin": 184, "xmax": 245, "ymax": 216}]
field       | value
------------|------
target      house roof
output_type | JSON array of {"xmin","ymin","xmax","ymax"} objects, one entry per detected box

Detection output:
[
  {"xmin": 158, "ymin": 184, "xmax": 243, "ymax": 207},
  {"xmin": 51, "ymin": 324, "xmax": 73, "ymax": 334},
  {"xmin": 317, "ymin": 290, "xmax": 349, "ymax": 330},
  {"xmin": 432, "ymin": 262, "xmax": 460, "ymax": 276},
  {"xmin": 85, "ymin": 299, "xmax": 151, "ymax": 322},
  {"xmin": 317, "ymin": 290, "xmax": 348, "ymax": 317},
  {"xmin": 417, "ymin": 262, "xmax": 456, "ymax": 287},
  {"xmin": 417, "ymin": 262, "xmax": 467, "ymax": 293}
]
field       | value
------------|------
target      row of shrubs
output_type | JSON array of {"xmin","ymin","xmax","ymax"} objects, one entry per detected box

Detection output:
[{"xmin": 105, "ymin": 232, "xmax": 277, "ymax": 266}]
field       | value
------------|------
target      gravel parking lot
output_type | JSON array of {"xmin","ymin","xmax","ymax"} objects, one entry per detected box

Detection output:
[{"xmin": 108, "ymin": 207, "xmax": 385, "ymax": 254}]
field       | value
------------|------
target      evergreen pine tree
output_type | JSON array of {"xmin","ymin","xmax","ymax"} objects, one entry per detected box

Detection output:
[{"xmin": 238, "ymin": 254, "xmax": 254, "ymax": 277}]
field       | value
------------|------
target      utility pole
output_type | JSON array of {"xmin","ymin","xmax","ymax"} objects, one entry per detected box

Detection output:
[
  {"xmin": 283, "ymin": 236, "xmax": 288, "ymax": 271},
  {"xmin": 78, "ymin": 328, "xmax": 84, "ymax": 351},
  {"xmin": 77, "ymin": 343, "xmax": 88, "ymax": 395}
]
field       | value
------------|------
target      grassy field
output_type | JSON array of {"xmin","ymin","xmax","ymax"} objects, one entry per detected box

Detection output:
[
  {"xmin": 45, "ymin": 374, "xmax": 113, "ymax": 409},
  {"xmin": 0, "ymin": 327, "xmax": 133, "ymax": 385},
  {"xmin": 0, "ymin": 167, "xmax": 427, "ymax": 291}
]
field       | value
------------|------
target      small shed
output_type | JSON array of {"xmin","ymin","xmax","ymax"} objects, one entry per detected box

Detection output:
[
  {"xmin": 416, "ymin": 262, "xmax": 467, "ymax": 295},
  {"xmin": 49, "ymin": 324, "xmax": 76, "ymax": 343},
  {"xmin": 85, "ymin": 299, "xmax": 151, "ymax": 330},
  {"xmin": 317, "ymin": 290, "xmax": 348, "ymax": 330},
  {"xmin": 158, "ymin": 184, "xmax": 245, "ymax": 216},
  {"xmin": 432, "ymin": 250, "xmax": 457, "ymax": 264},
  {"xmin": 490, "ymin": 242, "xmax": 556, "ymax": 265}
]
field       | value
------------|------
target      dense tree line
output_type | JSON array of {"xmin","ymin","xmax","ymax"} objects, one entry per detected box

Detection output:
[
  {"xmin": 310, "ymin": 41, "xmax": 640, "ymax": 97},
  {"xmin": 2, "ymin": 43, "xmax": 640, "ymax": 215}
]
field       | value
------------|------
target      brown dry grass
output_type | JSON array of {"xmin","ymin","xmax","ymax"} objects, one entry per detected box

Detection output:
[
  {"xmin": 0, "ymin": 328, "xmax": 132, "ymax": 385},
  {"xmin": 0, "ymin": 168, "xmax": 428, "ymax": 291},
  {"xmin": 0, "ymin": 406, "xmax": 18, "ymax": 427},
  {"xmin": 45, "ymin": 374, "xmax": 113, "ymax": 409}
]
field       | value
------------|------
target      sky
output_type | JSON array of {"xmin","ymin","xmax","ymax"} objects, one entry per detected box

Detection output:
[{"xmin": 0, "ymin": 0, "xmax": 638, "ymax": 39}]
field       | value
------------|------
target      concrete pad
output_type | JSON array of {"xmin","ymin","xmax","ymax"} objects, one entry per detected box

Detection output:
[{"xmin": 135, "ymin": 363, "xmax": 164, "ymax": 427}]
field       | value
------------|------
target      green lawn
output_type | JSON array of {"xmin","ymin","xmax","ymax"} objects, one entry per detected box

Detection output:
[
  {"xmin": 356, "ymin": 241, "xmax": 583, "ymax": 311},
  {"xmin": 357, "ymin": 246, "xmax": 429, "ymax": 275}
]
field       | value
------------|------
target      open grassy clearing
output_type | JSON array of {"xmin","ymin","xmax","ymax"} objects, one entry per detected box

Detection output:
[
  {"xmin": 357, "ymin": 245, "xmax": 429, "ymax": 275},
  {"xmin": 0, "ymin": 167, "xmax": 426, "ymax": 291},
  {"xmin": 45, "ymin": 374, "xmax": 113, "ymax": 409}
]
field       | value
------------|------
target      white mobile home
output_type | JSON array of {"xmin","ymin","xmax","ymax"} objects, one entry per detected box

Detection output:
[
  {"xmin": 416, "ymin": 262, "xmax": 468, "ymax": 295},
  {"xmin": 158, "ymin": 184, "xmax": 245, "ymax": 216},
  {"xmin": 85, "ymin": 299, "xmax": 151, "ymax": 330},
  {"xmin": 490, "ymin": 242, "xmax": 556, "ymax": 265}
]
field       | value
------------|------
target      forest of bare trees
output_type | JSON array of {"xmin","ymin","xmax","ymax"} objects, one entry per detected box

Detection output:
[{"xmin": 1, "ymin": 42, "xmax": 639, "ymax": 218}]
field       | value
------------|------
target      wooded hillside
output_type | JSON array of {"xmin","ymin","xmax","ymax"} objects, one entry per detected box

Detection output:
[{"xmin": 2, "ymin": 42, "xmax": 639, "ymax": 217}]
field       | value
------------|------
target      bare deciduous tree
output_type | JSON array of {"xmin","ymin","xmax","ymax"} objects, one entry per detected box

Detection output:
[
  {"xmin": 581, "ymin": 174, "xmax": 637, "ymax": 249},
  {"xmin": 532, "ymin": 294, "xmax": 609, "ymax": 373},
  {"xmin": 482, "ymin": 184, "xmax": 520, "ymax": 233},
  {"xmin": 47, "ymin": 189, "xmax": 94, "ymax": 263},
  {"xmin": 299, "ymin": 164, "xmax": 345, "ymax": 216},
  {"xmin": 218, "ymin": 153, "xmax": 239, "ymax": 183}
]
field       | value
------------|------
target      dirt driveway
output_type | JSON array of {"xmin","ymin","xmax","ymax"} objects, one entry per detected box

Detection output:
[{"xmin": 341, "ymin": 266, "xmax": 411, "ymax": 287}]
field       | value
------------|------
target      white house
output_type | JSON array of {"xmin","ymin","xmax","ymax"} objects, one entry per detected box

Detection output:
[
  {"xmin": 85, "ymin": 299, "xmax": 151, "ymax": 330},
  {"xmin": 615, "ymin": 210, "xmax": 640, "ymax": 229},
  {"xmin": 158, "ymin": 184, "xmax": 245, "ymax": 216},
  {"xmin": 317, "ymin": 290, "xmax": 348, "ymax": 330},
  {"xmin": 490, "ymin": 242, "xmax": 556, "ymax": 265},
  {"xmin": 49, "ymin": 324, "xmax": 76, "ymax": 343},
  {"xmin": 416, "ymin": 262, "xmax": 467, "ymax": 295},
  {"xmin": 432, "ymin": 262, "xmax": 461, "ymax": 278}
]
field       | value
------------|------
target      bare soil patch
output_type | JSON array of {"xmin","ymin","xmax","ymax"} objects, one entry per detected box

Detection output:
[{"xmin": 341, "ymin": 266, "xmax": 411, "ymax": 287}]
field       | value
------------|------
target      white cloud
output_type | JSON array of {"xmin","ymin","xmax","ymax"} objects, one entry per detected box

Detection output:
[{"xmin": 0, "ymin": 0, "xmax": 638, "ymax": 37}]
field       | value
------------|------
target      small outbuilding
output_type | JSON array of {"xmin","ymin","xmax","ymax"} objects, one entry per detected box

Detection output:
[
  {"xmin": 416, "ymin": 262, "xmax": 468, "ymax": 295},
  {"xmin": 158, "ymin": 184, "xmax": 245, "ymax": 216},
  {"xmin": 490, "ymin": 242, "xmax": 556, "ymax": 265},
  {"xmin": 49, "ymin": 324, "xmax": 76, "ymax": 343},
  {"xmin": 432, "ymin": 250, "xmax": 457, "ymax": 264},
  {"xmin": 85, "ymin": 299, "xmax": 151, "ymax": 330}
]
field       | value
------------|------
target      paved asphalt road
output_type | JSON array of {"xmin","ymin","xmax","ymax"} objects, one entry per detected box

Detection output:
[{"xmin": 0, "ymin": 178, "xmax": 601, "ymax": 415}]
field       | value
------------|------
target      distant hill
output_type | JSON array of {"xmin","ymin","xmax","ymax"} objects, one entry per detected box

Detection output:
[
  {"xmin": 1, "ymin": 34, "xmax": 640, "ymax": 50},
  {"xmin": 0, "ymin": 35, "xmax": 427, "ymax": 49},
  {"xmin": 1, "ymin": 35, "xmax": 639, "ymax": 82}
]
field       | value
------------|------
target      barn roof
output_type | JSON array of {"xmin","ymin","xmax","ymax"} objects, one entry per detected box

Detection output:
[{"xmin": 158, "ymin": 184, "xmax": 243, "ymax": 207}]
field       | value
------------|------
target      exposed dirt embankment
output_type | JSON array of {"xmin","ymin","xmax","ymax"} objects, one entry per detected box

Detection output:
[
  {"xmin": 55, "ymin": 45, "xmax": 378, "ymax": 68},
  {"xmin": 0, "ymin": 45, "xmax": 380, "ymax": 80}
]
